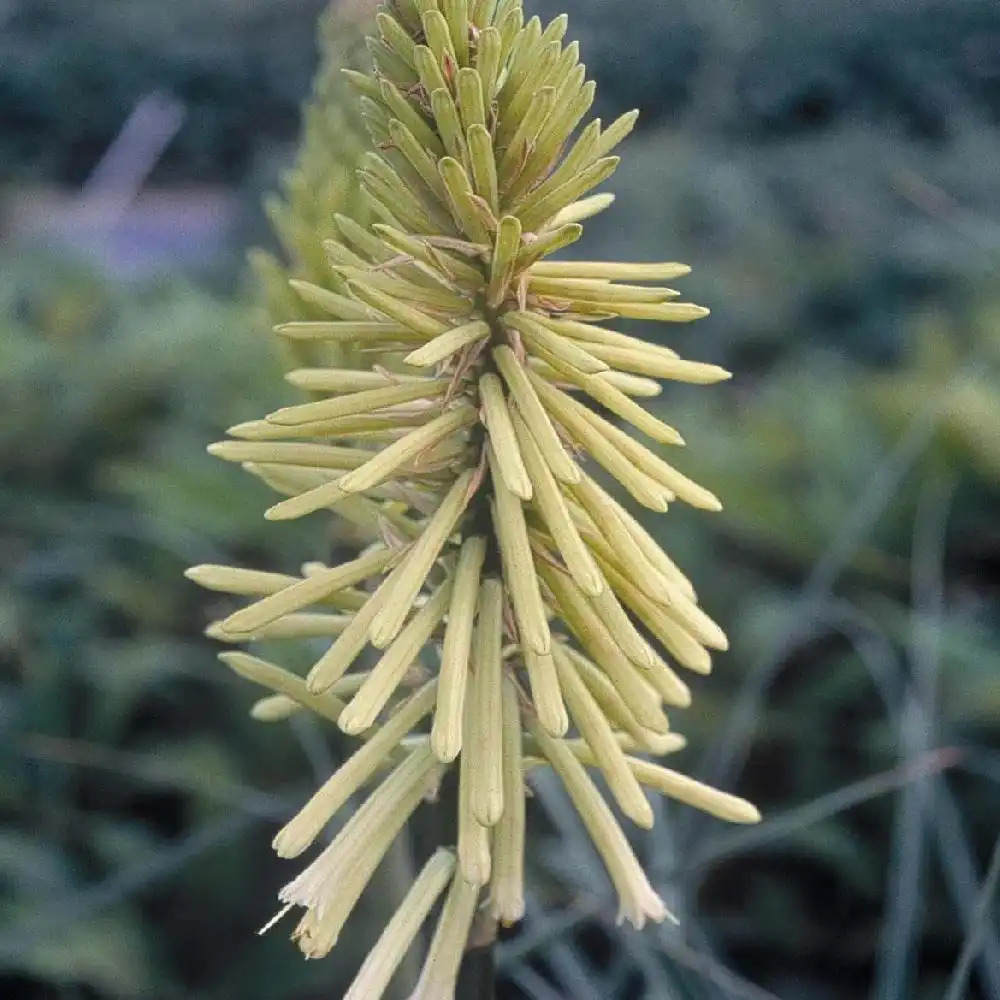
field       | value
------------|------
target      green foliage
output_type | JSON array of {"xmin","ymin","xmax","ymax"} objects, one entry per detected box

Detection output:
[
  {"xmin": 4, "ymin": 256, "xmax": 1000, "ymax": 1000},
  {"xmin": 3, "ymin": 0, "xmax": 1000, "ymax": 994},
  {"xmin": 0, "ymin": 251, "xmax": 354, "ymax": 999},
  {"xmin": 528, "ymin": 0, "xmax": 1000, "ymax": 132},
  {"xmin": 0, "ymin": 0, "xmax": 331, "ymax": 185}
]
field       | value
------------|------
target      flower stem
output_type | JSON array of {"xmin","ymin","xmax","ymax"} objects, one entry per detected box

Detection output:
[{"xmin": 457, "ymin": 939, "xmax": 497, "ymax": 1000}]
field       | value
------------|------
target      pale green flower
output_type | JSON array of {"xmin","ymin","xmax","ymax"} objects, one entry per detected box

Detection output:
[{"xmin": 191, "ymin": 1, "xmax": 759, "ymax": 994}]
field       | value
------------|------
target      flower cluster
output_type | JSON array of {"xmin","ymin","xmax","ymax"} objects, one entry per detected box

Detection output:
[{"xmin": 189, "ymin": 1, "xmax": 759, "ymax": 996}]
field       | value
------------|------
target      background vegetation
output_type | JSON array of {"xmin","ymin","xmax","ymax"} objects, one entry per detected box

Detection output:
[{"xmin": 2, "ymin": 0, "xmax": 999, "ymax": 998}]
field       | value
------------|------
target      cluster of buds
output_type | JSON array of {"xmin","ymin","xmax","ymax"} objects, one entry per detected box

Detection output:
[
  {"xmin": 250, "ymin": 0, "xmax": 377, "ymax": 372},
  {"xmin": 188, "ymin": 1, "xmax": 759, "ymax": 997}
]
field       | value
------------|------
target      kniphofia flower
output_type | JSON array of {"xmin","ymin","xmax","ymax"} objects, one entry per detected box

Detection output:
[{"xmin": 188, "ymin": 1, "xmax": 759, "ymax": 995}]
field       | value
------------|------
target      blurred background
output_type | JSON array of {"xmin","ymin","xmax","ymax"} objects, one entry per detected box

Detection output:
[{"xmin": 2, "ymin": 1, "xmax": 999, "ymax": 998}]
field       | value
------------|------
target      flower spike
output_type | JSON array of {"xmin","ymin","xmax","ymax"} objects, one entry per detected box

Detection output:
[{"xmin": 190, "ymin": 0, "xmax": 758, "ymax": 992}]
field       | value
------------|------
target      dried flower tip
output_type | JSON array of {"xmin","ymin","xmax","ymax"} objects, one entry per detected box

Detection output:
[{"xmin": 276, "ymin": 746, "xmax": 440, "ymax": 958}]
